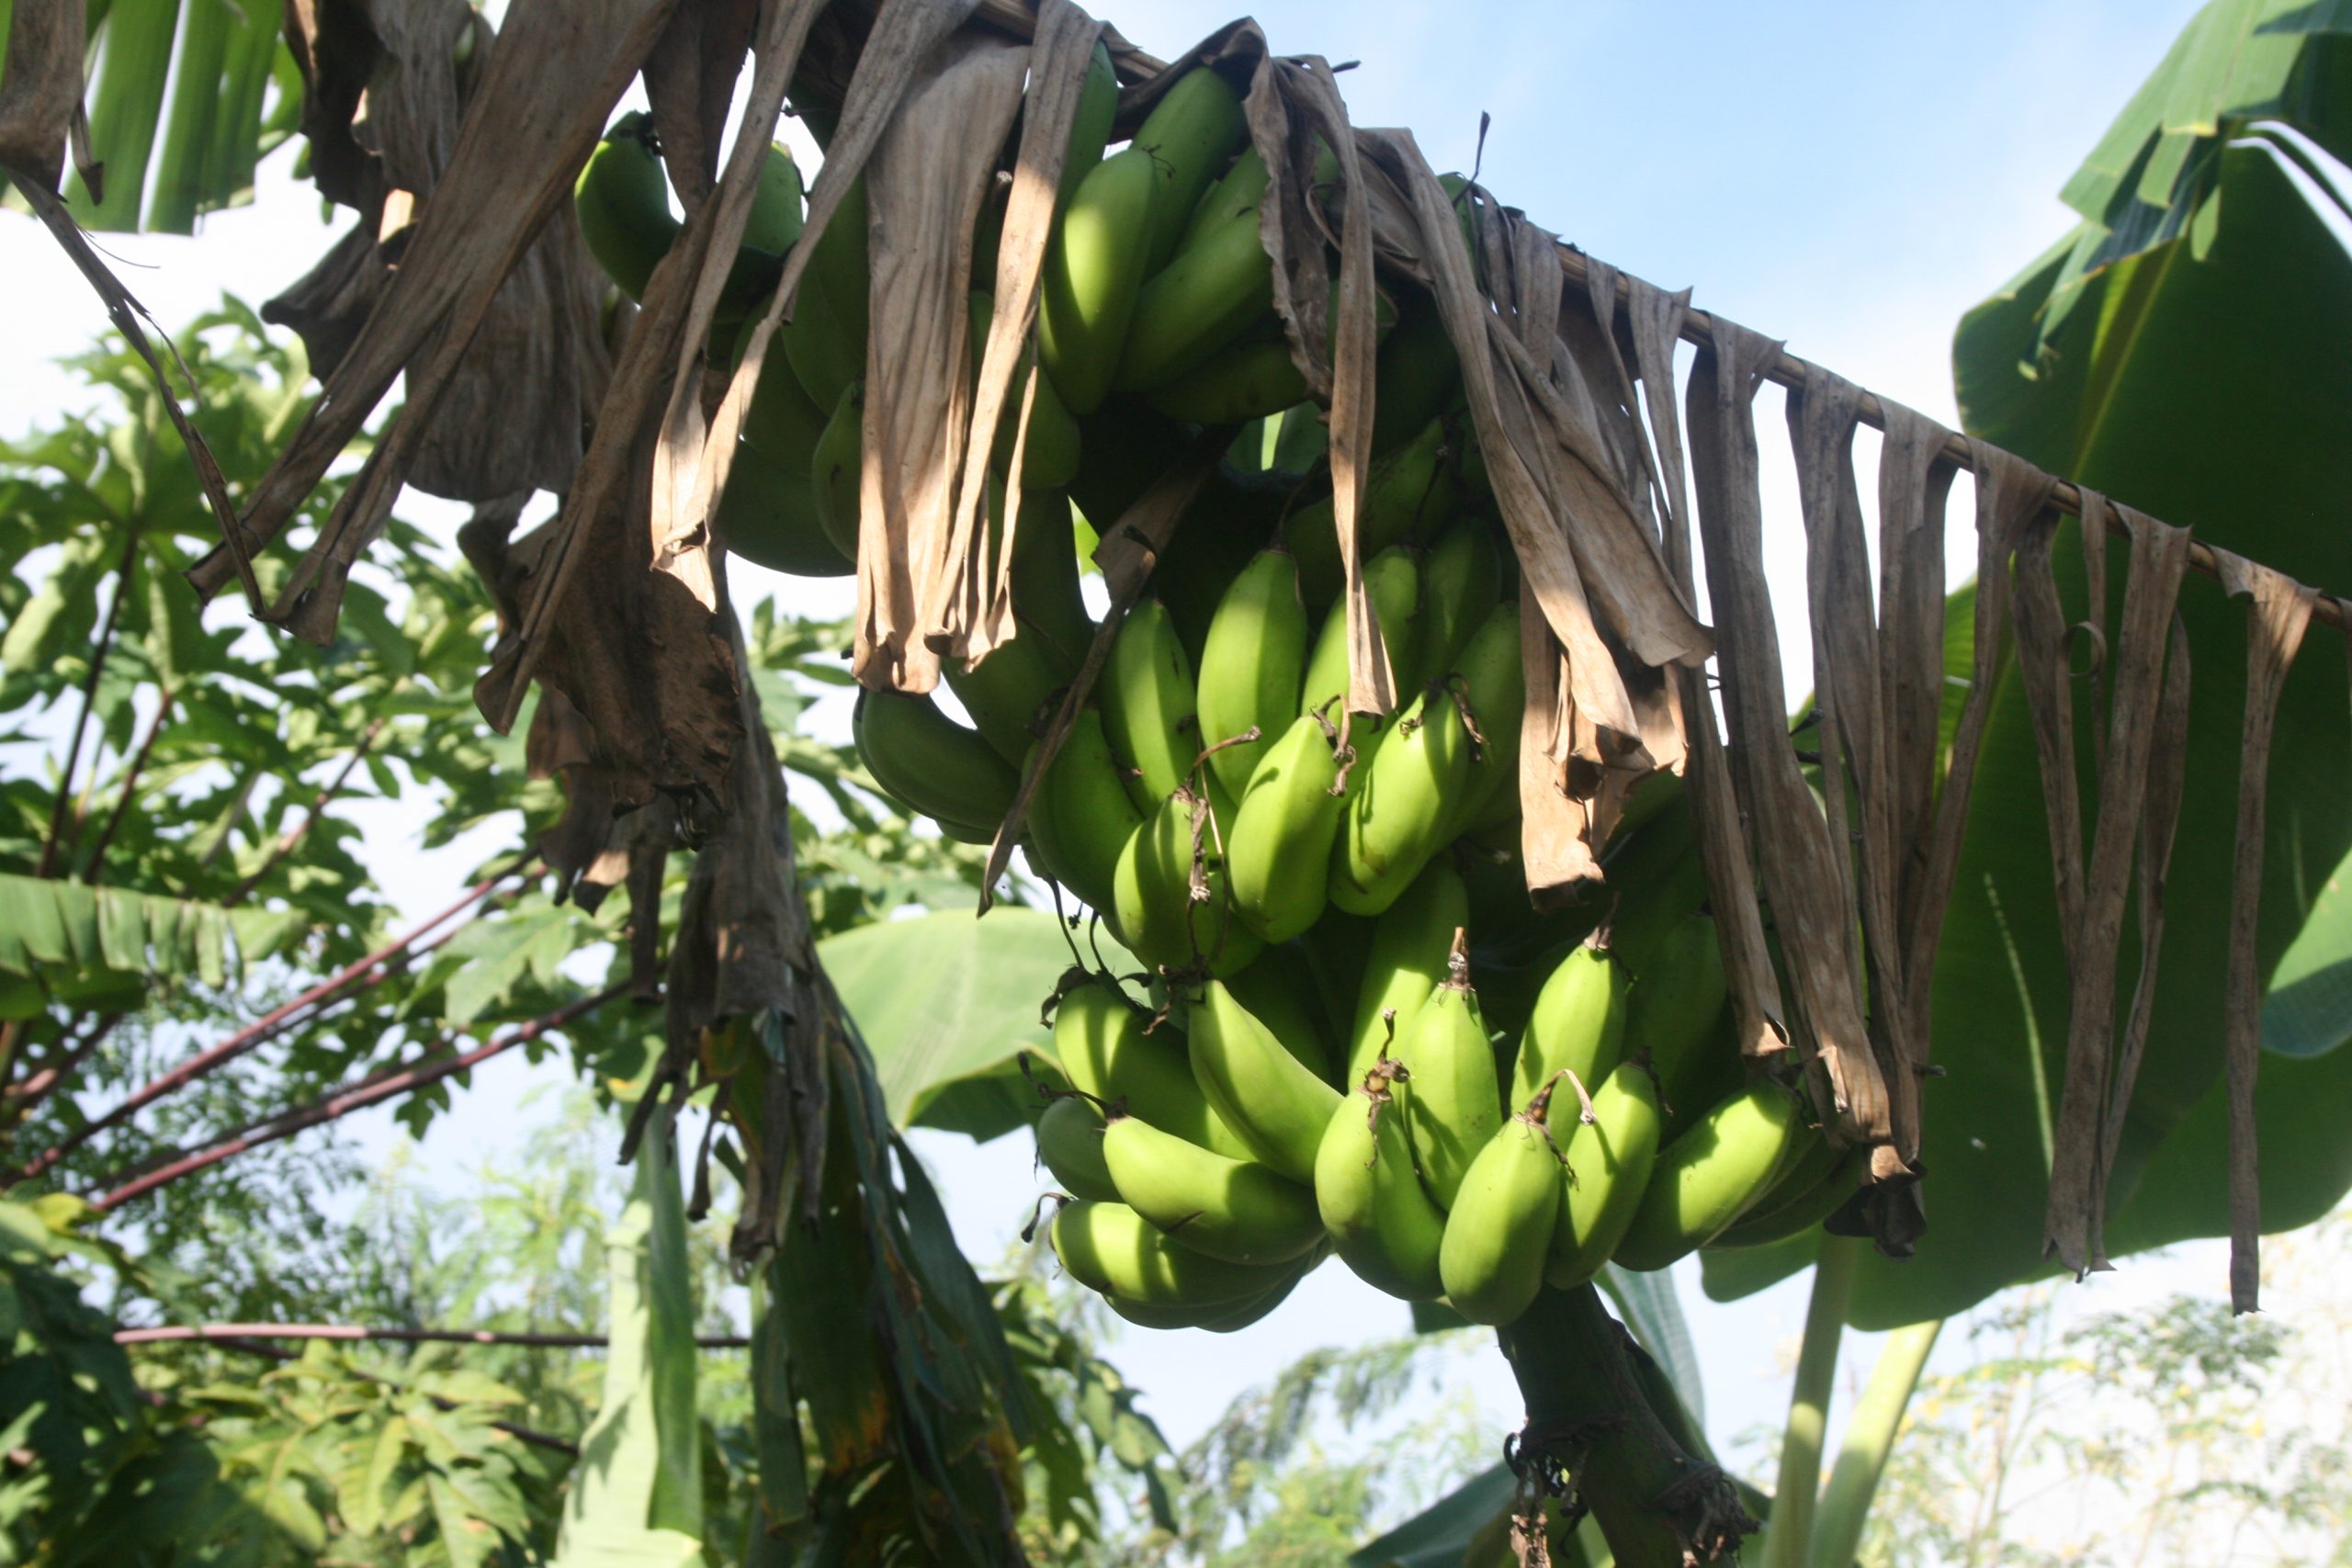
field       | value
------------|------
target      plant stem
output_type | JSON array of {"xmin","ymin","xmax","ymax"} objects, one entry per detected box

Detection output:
[
  {"xmin": 1806, "ymin": 1317, "xmax": 1943, "ymax": 1568},
  {"xmin": 31, "ymin": 530, "xmax": 141, "ymax": 881},
  {"xmin": 1758, "ymin": 1235, "xmax": 1860, "ymax": 1568},
  {"xmin": 78, "ymin": 685, "xmax": 177, "ymax": 883},
  {"xmin": 1498, "ymin": 1283, "xmax": 1755, "ymax": 1566}
]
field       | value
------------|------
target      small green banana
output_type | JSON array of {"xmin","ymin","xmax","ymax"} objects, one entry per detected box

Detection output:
[
  {"xmin": 1104, "ymin": 1257, "xmax": 1310, "ymax": 1332},
  {"xmin": 1224, "ymin": 713, "xmax": 1347, "ymax": 945},
  {"xmin": 1511, "ymin": 941, "xmax": 1628, "ymax": 1110},
  {"xmin": 1052, "ymin": 980, "xmax": 1253, "ymax": 1160},
  {"xmin": 1115, "ymin": 207, "xmax": 1274, "ymax": 392},
  {"xmin": 1040, "ymin": 145, "xmax": 1158, "ymax": 415},
  {"xmin": 1296, "ymin": 545, "xmax": 1424, "ymax": 754},
  {"xmin": 1370, "ymin": 287, "xmax": 1463, "ymax": 456},
  {"xmin": 1051, "ymin": 1199, "xmax": 1294, "ymax": 1306},
  {"xmin": 967, "ymin": 291, "xmax": 1082, "ymax": 491},
  {"xmin": 1438, "ymin": 1077, "xmax": 1569, "ymax": 1325},
  {"xmin": 1622, "ymin": 913, "xmax": 1736, "ymax": 1131},
  {"xmin": 1177, "ymin": 143, "xmax": 1268, "ymax": 254},
  {"xmin": 1417, "ymin": 525, "xmax": 1505, "ymax": 686},
  {"xmin": 1220, "ymin": 944, "xmax": 1336, "ymax": 1084},
  {"xmin": 1394, "ymin": 931, "xmax": 1501, "ymax": 1210},
  {"xmin": 852, "ymin": 689, "xmax": 1017, "ymax": 835},
  {"xmin": 1612, "ymin": 1082, "xmax": 1804, "ymax": 1272},
  {"xmin": 1544, "ymin": 1063, "xmax": 1663, "ymax": 1289},
  {"xmin": 735, "ymin": 320, "xmax": 831, "ymax": 465},
  {"xmin": 1130, "ymin": 63, "xmax": 1250, "ymax": 273},
  {"xmin": 1100, "ymin": 598, "xmax": 1202, "ymax": 813},
  {"xmin": 1706, "ymin": 1144, "xmax": 1863, "ymax": 1251},
  {"xmin": 1035, "ymin": 1094, "xmax": 1119, "ymax": 1201},
  {"xmin": 943, "ymin": 628, "xmax": 1065, "ymax": 768},
  {"xmin": 1348, "ymin": 857, "xmax": 1470, "ymax": 1083},
  {"xmin": 1285, "ymin": 417, "xmax": 1461, "ymax": 610},
  {"xmin": 809, "ymin": 378, "xmax": 863, "ymax": 561},
  {"xmin": 779, "ymin": 174, "xmax": 869, "ymax": 412},
  {"xmin": 1101, "ymin": 1109, "xmax": 1323, "ymax": 1265},
  {"xmin": 1058, "ymin": 41, "xmax": 1121, "ymax": 206},
  {"xmin": 717, "ymin": 440, "xmax": 851, "ymax": 578},
  {"xmin": 1194, "ymin": 549, "xmax": 1311, "ymax": 802},
  {"xmin": 1110, "ymin": 789, "xmax": 1262, "ymax": 981},
  {"xmin": 1026, "ymin": 709, "xmax": 1141, "ymax": 912},
  {"xmin": 1145, "ymin": 335, "xmax": 1308, "ymax": 425},
  {"xmin": 1187, "ymin": 979, "xmax": 1342, "ymax": 1185},
  {"xmin": 574, "ymin": 114, "xmax": 677, "ymax": 300},
  {"xmin": 1313, "ymin": 1060, "xmax": 1446, "ymax": 1301}
]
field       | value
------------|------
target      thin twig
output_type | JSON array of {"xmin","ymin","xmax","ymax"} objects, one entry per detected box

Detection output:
[
  {"xmin": 78, "ymin": 685, "xmax": 177, "ymax": 884},
  {"xmin": 115, "ymin": 1323, "xmax": 749, "ymax": 1349},
  {"xmin": 88, "ymin": 986, "xmax": 625, "ymax": 1212},
  {"xmin": 32, "ymin": 529, "xmax": 141, "ymax": 880},
  {"xmin": 4, "ymin": 1012, "xmax": 124, "ymax": 1116},
  {"xmin": 227, "ymin": 714, "xmax": 392, "ymax": 906},
  {"xmin": 19, "ymin": 864, "xmax": 529, "ymax": 1180}
]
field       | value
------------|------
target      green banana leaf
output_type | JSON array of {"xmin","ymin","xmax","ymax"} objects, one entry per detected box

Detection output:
[
  {"xmin": 1827, "ymin": 5, "xmax": 2352, "ymax": 1327},
  {"xmin": 0, "ymin": 871, "xmax": 298, "ymax": 997},
  {"xmin": 816, "ymin": 908, "xmax": 1086, "ymax": 1142},
  {"xmin": 2258, "ymin": 840, "xmax": 2352, "ymax": 1059},
  {"xmin": 549, "ymin": 1110, "xmax": 704, "ymax": 1568}
]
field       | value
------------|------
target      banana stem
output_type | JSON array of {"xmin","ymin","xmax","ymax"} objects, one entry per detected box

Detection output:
[
  {"xmin": 1498, "ymin": 1283, "xmax": 1754, "ymax": 1566},
  {"xmin": 1757, "ymin": 1235, "xmax": 1860, "ymax": 1568},
  {"xmin": 1805, "ymin": 1317, "xmax": 1943, "ymax": 1568}
]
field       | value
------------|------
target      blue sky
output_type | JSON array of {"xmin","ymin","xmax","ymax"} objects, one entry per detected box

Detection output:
[{"xmin": 0, "ymin": 0, "xmax": 2246, "ymax": 1495}]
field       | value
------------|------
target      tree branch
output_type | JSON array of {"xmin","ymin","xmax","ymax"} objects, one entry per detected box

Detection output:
[
  {"xmin": 77, "ymin": 684, "xmax": 178, "ymax": 884},
  {"xmin": 31, "ymin": 528, "xmax": 141, "ymax": 880},
  {"xmin": 226, "ymin": 713, "xmax": 391, "ymax": 906},
  {"xmin": 115, "ymin": 1323, "xmax": 749, "ymax": 1349}
]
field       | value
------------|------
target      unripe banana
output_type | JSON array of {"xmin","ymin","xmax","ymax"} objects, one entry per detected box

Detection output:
[
  {"xmin": 1131, "ymin": 63, "xmax": 1250, "ymax": 273},
  {"xmin": 740, "ymin": 141, "xmax": 807, "ymax": 259},
  {"xmin": 1299, "ymin": 910, "xmax": 1374, "ymax": 1060},
  {"xmin": 1100, "ymin": 598, "xmax": 1201, "ymax": 812},
  {"xmin": 574, "ymin": 114, "xmax": 677, "ymax": 301},
  {"xmin": 1003, "ymin": 491, "xmax": 1094, "ymax": 676},
  {"xmin": 1612, "ymin": 1082, "xmax": 1804, "ymax": 1272},
  {"xmin": 1058, "ymin": 41, "xmax": 1120, "ymax": 207},
  {"xmin": 1438, "ymin": 1077, "xmax": 1569, "ymax": 1325},
  {"xmin": 1438, "ymin": 596, "xmax": 1526, "ymax": 840},
  {"xmin": 1707, "ymin": 1144, "xmax": 1863, "ymax": 1251},
  {"xmin": 1040, "ymin": 145, "xmax": 1157, "ymax": 415},
  {"xmin": 1105, "ymin": 1258, "xmax": 1309, "ymax": 1332},
  {"xmin": 1195, "ymin": 549, "xmax": 1310, "ymax": 802},
  {"xmin": 1053, "ymin": 982, "xmax": 1254, "ymax": 1160},
  {"xmin": 1110, "ymin": 790, "xmax": 1262, "ymax": 980},
  {"xmin": 1266, "ymin": 400, "xmax": 1329, "ymax": 476},
  {"xmin": 1544, "ymin": 1063, "xmax": 1663, "ymax": 1289},
  {"xmin": 1115, "ymin": 208, "xmax": 1275, "ymax": 393},
  {"xmin": 1348, "ymin": 857, "xmax": 1470, "ymax": 1083},
  {"xmin": 853, "ymin": 689, "xmax": 1017, "ymax": 834},
  {"xmin": 1623, "ymin": 913, "xmax": 1735, "ymax": 1130},
  {"xmin": 1370, "ymin": 287, "xmax": 1464, "ymax": 456},
  {"xmin": 809, "ymin": 378, "xmax": 863, "ymax": 561},
  {"xmin": 718, "ymin": 440, "xmax": 852, "ymax": 578},
  {"xmin": 1313, "ymin": 1061, "xmax": 1446, "ymax": 1301},
  {"xmin": 1187, "ymin": 979, "xmax": 1342, "ymax": 1184},
  {"xmin": 1145, "ymin": 336, "xmax": 1308, "ymax": 425},
  {"xmin": 1286, "ymin": 417, "xmax": 1460, "ymax": 610},
  {"xmin": 1051, "ymin": 1199, "xmax": 1293, "ymax": 1306},
  {"xmin": 967, "ymin": 292, "xmax": 1082, "ymax": 491},
  {"xmin": 944, "ymin": 628, "xmax": 1065, "ymax": 768},
  {"xmin": 735, "ymin": 317, "xmax": 831, "ymax": 464},
  {"xmin": 1225, "ymin": 714, "xmax": 1347, "ymax": 945},
  {"xmin": 1101, "ymin": 1109, "xmax": 1323, "ymax": 1265},
  {"xmin": 1417, "ymin": 525, "xmax": 1504, "ymax": 687},
  {"xmin": 1331, "ymin": 601, "xmax": 1520, "ymax": 917},
  {"xmin": 1511, "ymin": 941, "xmax": 1628, "ymax": 1110},
  {"xmin": 779, "ymin": 175, "xmax": 869, "ymax": 412},
  {"xmin": 1027, "ymin": 709, "xmax": 1141, "ymax": 911},
  {"xmin": 1394, "ymin": 931, "xmax": 1500, "ymax": 1209},
  {"xmin": 1178, "ymin": 143, "xmax": 1268, "ymax": 254},
  {"xmin": 1221, "ymin": 944, "xmax": 1335, "ymax": 1083},
  {"xmin": 1297, "ymin": 545, "xmax": 1424, "ymax": 752},
  {"xmin": 1035, "ymin": 1094, "xmax": 1119, "ymax": 1201}
]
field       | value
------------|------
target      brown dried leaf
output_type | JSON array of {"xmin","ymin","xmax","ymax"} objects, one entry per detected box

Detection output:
[{"xmin": 0, "ymin": 0, "xmax": 85, "ymax": 192}]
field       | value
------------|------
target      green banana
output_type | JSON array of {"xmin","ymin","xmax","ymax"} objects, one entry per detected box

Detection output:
[
  {"xmin": 809, "ymin": 378, "xmax": 863, "ymax": 561},
  {"xmin": 1623, "ymin": 913, "xmax": 1736, "ymax": 1130},
  {"xmin": 1417, "ymin": 525, "xmax": 1505, "ymax": 683},
  {"xmin": 1104, "ymin": 1258, "xmax": 1308, "ymax": 1332},
  {"xmin": 740, "ymin": 141, "xmax": 807, "ymax": 260},
  {"xmin": 1040, "ymin": 145, "xmax": 1157, "ymax": 415},
  {"xmin": 1545, "ymin": 1063, "xmax": 1663, "ymax": 1289},
  {"xmin": 943, "ymin": 626, "xmax": 1064, "ymax": 767},
  {"xmin": 1101, "ymin": 1110, "xmax": 1322, "ymax": 1265},
  {"xmin": 1298, "ymin": 910, "xmax": 1374, "ymax": 1057},
  {"xmin": 1007, "ymin": 493, "xmax": 1094, "ymax": 671},
  {"xmin": 1058, "ymin": 41, "xmax": 1121, "ymax": 206},
  {"xmin": 1194, "ymin": 549, "xmax": 1310, "ymax": 802},
  {"xmin": 1110, "ymin": 789, "xmax": 1262, "ymax": 980},
  {"xmin": 1297, "ymin": 545, "xmax": 1424, "ymax": 753},
  {"xmin": 1706, "ymin": 1144, "xmax": 1864, "ymax": 1251},
  {"xmin": 1153, "ymin": 470, "xmax": 1288, "ymax": 668},
  {"xmin": 736, "ymin": 317, "xmax": 831, "ymax": 463},
  {"xmin": 1026, "ymin": 709, "xmax": 1142, "ymax": 912},
  {"xmin": 1178, "ymin": 143, "xmax": 1268, "ymax": 254},
  {"xmin": 1313, "ymin": 1061, "xmax": 1446, "ymax": 1301},
  {"xmin": 1266, "ymin": 400, "xmax": 1329, "ymax": 476},
  {"xmin": 967, "ymin": 291, "xmax": 1082, "ymax": 491},
  {"xmin": 1439, "ymin": 594, "xmax": 1526, "ymax": 840},
  {"xmin": 1370, "ymin": 286, "xmax": 1464, "ymax": 456},
  {"xmin": 1115, "ymin": 207, "xmax": 1274, "ymax": 392},
  {"xmin": 1394, "ymin": 931, "xmax": 1500, "ymax": 1209},
  {"xmin": 1035, "ymin": 1094, "xmax": 1120, "ymax": 1201},
  {"xmin": 1611, "ymin": 1081, "xmax": 1804, "ymax": 1272},
  {"xmin": 574, "ymin": 114, "xmax": 676, "ymax": 300},
  {"xmin": 1051, "ymin": 1199, "xmax": 1293, "ymax": 1306},
  {"xmin": 1052, "ymin": 980, "xmax": 1253, "ymax": 1160},
  {"xmin": 1438, "ymin": 1077, "xmax": 1569, "ymax": 1325},
  {"xmin": 1100, "ymin": 598, "xmax": 1201, "ymax": 812},
  {"xmin": 852, "ymin": 689, "xmax": 1017, "ymax": 834},
  {"xmin": 1330, "ymin": 599, "xmax": 1521, "ymax": 917},
  {"xmin": 779, "ymin": 175, "xmax": 868, "ymax": 412},
  {"xmin": 1285, "ymin": 417, "xmax": 1461, "ymax": 610},
  {"xmin": 1348, "ymin": 857, "xmax": 1470, "ymax": 1082},
  {"xmin": 717, "ymin": 440, "xmax": 851, "ymax": 578},
  {"xmin": 1187, "ymin": 979, "xmax": 1342, "ymax": 1184},
  {"xmin": 1145, "ymin": 335, "xmax": 1307, "ymax": 424},
  {"xmin": 1220, "ymin": 944, "xmax": 1335, "ymax": 1083},
  {"xmin": 1131, "ymin": 63, "xmax": 1250, "ymax": 273},
  {"xmin": 1511, "ymin": 941, "xmax": 1627, "ymax": 1109},
  {"xmin": 1225, "ymin": 713, "xmax": 1347, "ymax": 945}
]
